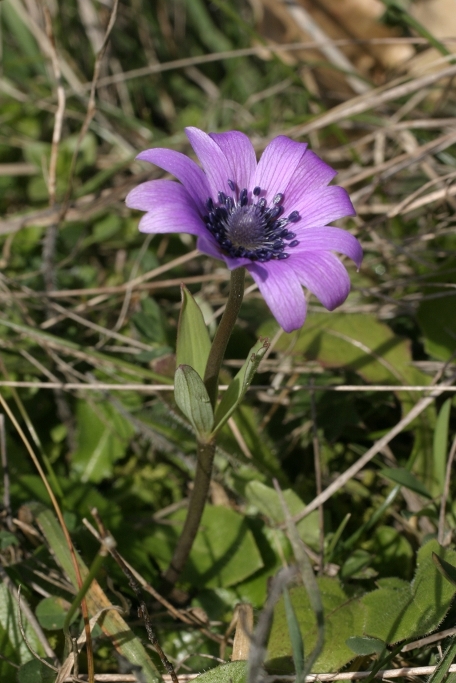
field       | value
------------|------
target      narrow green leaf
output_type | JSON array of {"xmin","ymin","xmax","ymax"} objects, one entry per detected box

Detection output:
[
  {"xmin": 174, "ymin": 364, "xmax": 214, "ymax": 438},
  {"xmin": 428, "ymin": 637, "xmax": 456, "ymax": 683},
  {"xmin": 30, "ymin": 503, "xmax": 160, "ymax": 683},
  {"xmin": 176, "ymin": 285, "xmax": 212, "ymax": 379},
  {"xmin": 381, "ymin": 467, "xmax": 432, "ymax": 499},
  {"xmin": 433, "ymin": 398, "xmax": 451, "ymax": 495},
  {"xmin": 213, "ymin": 338, "xmax": 269, "ymax": 433},
  {"xmin": 433, "ymin": 552, "xmax": 456, "ymax": 588},
  {"xmin": 283, "ymin": 587, "xmax": 305, "ymax": 680}
]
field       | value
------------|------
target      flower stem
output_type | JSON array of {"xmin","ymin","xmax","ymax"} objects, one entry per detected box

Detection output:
[
  {"xmin": 204, "ymin": 266, "xmax": 246, "ymax": 408},
  {"xmin": 162, "ymin": 267, "xmax": 245, "ymax": 588},
  {"xmin": 162, "ymin": 437, "xmax": 216, "ymax": 587}
]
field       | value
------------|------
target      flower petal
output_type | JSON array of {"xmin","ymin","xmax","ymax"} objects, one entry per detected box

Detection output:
[
  {"xmin": 126, "ymin": 180, "xmax": 205, "ymax": 236},
  {"xmin": 247, "ymin": 260, "xmax": 307, "ymax": 333},
  {"xmin": 136, "ymin": 148, "xmax": 210, "ymax": 211},
  {"xmin": 292, "ymin": 227, "xmax": 363, "ymax": 267},
  {"xmin": 290, "ymin": 251, "xmax": 351, "ymax": 310},
  {"xmin": 209, "ymin": 131, "xmax": 257, "ymax": 192},
  {"xmin": 283, "ymin": 150, "xmax": 337, "ymax": 201},
  {"xmin": 253, "ymin": 136, "xmax": 307, "ymax": 203},
  {"xmin": 185, "ymin": 127, "xmax": 233, "ymax": 199},
  {"xmin": 290, "ymin": 185, "xmax": 356, "ymax": 231}
]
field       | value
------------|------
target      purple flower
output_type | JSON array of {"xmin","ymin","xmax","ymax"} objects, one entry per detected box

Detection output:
[{"xmin": 126, "ymin": 127, "xmax": 362, "ymax": 333}]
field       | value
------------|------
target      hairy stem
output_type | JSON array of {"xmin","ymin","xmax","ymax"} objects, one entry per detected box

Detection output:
[
  {"xmin": 204, "ymin": 267, "xmax": 246, "ymax": 408},
  {"xmin": 163, "ymin": 438, "xmax": 216, "ymax": 587},
  {"xmin": 163, "ymin": 268, "xmax": 246, "ymax": 588}
]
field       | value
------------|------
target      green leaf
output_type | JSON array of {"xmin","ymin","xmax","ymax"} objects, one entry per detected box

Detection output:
[
  {"xmin": 245, "ymin": 481, "xmax": 320, "ymax": 551},
  {"xmin": 35, "ymin": 596, "xmax": 77, "ymax": 631},
  {"xmin": 380, "ymin": 467, "xmax": 432, "ymax": 499},
  {"xmin": 433, "ymin": 398, "xmax": 452, "ymax": 495},
  {"xmin": 428, "ymin": 638, "xmax": 456, "ymax": 683},
  {"xmin": 176, "ymin": 285, "xmax": 211, "ymax": 380},
  {"xmin": 283, "ymin": 587, "xmax": 305, "ymax": 680},
  {"xmin": 213, "ymin": 338, "xmax": 269, "ymax": 433},
  {"xmin": 346, "ymin": 636, "xmax": 385, "ymax": 656},
  {"xmin": 417, "ymin": 289, "xmax": 456, "ymax": 361},
  {"xmin": 31, "ymin": 504, "xmax": 160, "ymax": 683},
  {"xmin": 340, "ymin": 549, "xmax": 374, "ymax": 580},
  {"xmin": 142, "ymin": 505, "xmax": 263, "ymax": 588},
  {"xmin": 72, "ymin": 400, "xmax": 135, "ymax": 483},
  {"xmin": 268, "ymin": 577, "xmax": 365, "ymax": 673},
  {"xmin": 0, "ymin": 581, "xmax": 45, "ymax": 679},
  {"xmin": 17, "ymin": 659, "xmax": 56, "ymax": 683},
  {"xmin": 174, "ymin": 364, "xmax": 214, "ymax": 438},
  {"xmin": 194, "ymin": 661, "xmax": 246, "ymax": 683},
  {"xmin": 362, "ymin": 540, "xmax": 456, "ymax": 643},
  {"xmin": 433, "ymin": 552, "xmax": 456, "ymax": 587},
  {"xmin": 259, "ymin": 311, "xmax": 432, "ymax": 422}
]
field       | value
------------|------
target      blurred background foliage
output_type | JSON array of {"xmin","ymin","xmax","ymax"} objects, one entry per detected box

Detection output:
[{"xmin": 1, "ymin": 0, "xmax": 456, "ymax": 679}]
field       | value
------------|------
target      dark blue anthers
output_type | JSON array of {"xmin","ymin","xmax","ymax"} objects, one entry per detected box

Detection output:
[{"xmin": 203, "ymin": 182, "xmax": 300, "ymax": 262}]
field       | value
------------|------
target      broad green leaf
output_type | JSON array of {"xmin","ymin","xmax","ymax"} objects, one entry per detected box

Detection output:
[
  {"xmin": 142, "ymin": 505, "xmax": 263, "ymax": 588},
  {"xmin": 268, "ymin": 577, "xmax": 365, "ymax": 673},
  {"xmin": 213, "ymin": 339, "xmax": 269, "ymax": 433},
  {"xmin": 35, "ymin": 596, "xmax": 76, "ymax": 631},
  {"xmin": 346, "ymin": 636, "xmax": 385, "ymax": 656},
  {"xmin": 432, "ymin": 398, "xmax": 452, "ymax": 496},
  {"xmin": 17, "ymin": 659, "xmax": 56, "ymax": 683},
  {"xmin": 194, "ymin": 661, "xmax": 246, "ymax": 683},
  {"xmin": 283, "ymin": 587, "xmax": 304, "ymax": 679},
  {"xmin": 31, "ymin": 504, "xmax": 160, "ymax": 683},
  {"xmin": 259, "ymin": 312, "xmax": 432, "ymax": 419},
  {"xmin": 245, "ymin": 481, "xmax": 320, "ymax": 551},
  {"xmin": 72, "ymin": 400, "xmax": 135, "ymax": 483},
  {"xmin": 174, "ymin": 364, "xmax": 214, "ymax": 438},
  {"xmin": 362, "ymin": 540, "xmax": 456, "ymax": 643},
  {"xmin": 176, "ymin": 285, "xmax": 211, "ymax": 379},
  {"xmin": 0, "ymin": 581, "xmax": 44, "ymax": 679},
  {"xmin": 381, "ymin": 467, "xmax": 432, "ymax": 499},
  {"xmin": 433, "ymin": 552, "xmax": 456, "ymax": 587}
]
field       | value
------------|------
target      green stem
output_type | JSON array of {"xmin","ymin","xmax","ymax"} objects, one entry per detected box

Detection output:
[
  {"xmin": 163, "ymin": 268, "xmax": 246, "ymax": 588},
  {"xmin": 204, "ymin": 267, "xmax": 246, "ymax": 408},
  {"xmin": 163, "ymin": 438, "xmax": 216, "ymax": 587}
]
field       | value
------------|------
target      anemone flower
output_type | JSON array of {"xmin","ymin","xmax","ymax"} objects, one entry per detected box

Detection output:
[{"xmin": 126, "ymin": 127, "xmax": 362, "ymax": 333}]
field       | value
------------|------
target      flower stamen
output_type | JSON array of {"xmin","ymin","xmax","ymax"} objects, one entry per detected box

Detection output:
[{"xmin": 203, "ymin": 183, "xmax": 301, "ymax": 262}]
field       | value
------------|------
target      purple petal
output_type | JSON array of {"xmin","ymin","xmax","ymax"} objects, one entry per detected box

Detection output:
[
  {"xmin": 196, "ymin": 234, "xmax": 224, "ymax": 261},
  {"xmin": 126, "ymin": 180, "xmax": 205, "ymax": 236},
  {"xmin": 136, "ymin": 148, "xmax": 210, "ymax": 211},
  {"xmin": 209, "ymin": 131, "xmax": 257, "ymax": 193},
  {"xmin": 253, "ymin": 136, "xmax": 307, "ymax": 203},
  {"xmin": 247, "ymin": 260, "xmax": 307, "ymax": 333},
  {"xmin": 290, "ymin": 186, "xmax": 356, "ymax": 230},
  {"xmin": 282, "ymin": 150, "xmax": 337, "ymax": 201},
  {"xmin": 292, "ymin": 227, "xmax": 363, "ymax": 267},
  {"xmin": 185, "ymin": 127, "xmax": 233, "ymax": 199},
  {"xmin": 290, "ymin": 251, "xmax": 351, "ymax": 310}
]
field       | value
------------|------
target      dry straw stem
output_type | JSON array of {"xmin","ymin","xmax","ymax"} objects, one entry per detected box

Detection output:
[
  {"xmin": 0, "ymin": 393, "xmax": 96, "ymax": 681},
  {"xmin": 81, "ymin": 37, "xmax": 456, "ymax": 90},
  {"xmin": 290, "ymin": 370, "xmax": 456, "ymax": 525},
  {"xmin": 438, "ymin": 434, "xmax": 456, "ymax": 544},
  {"xmin": 57, "ymin": 666, "xmax": 456, "ymax": 681}
]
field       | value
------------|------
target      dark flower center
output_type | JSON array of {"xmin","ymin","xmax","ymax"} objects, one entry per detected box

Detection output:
[{"xmin": 203, "ymin": 182, "xmax": 300, "ymax": 262}]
